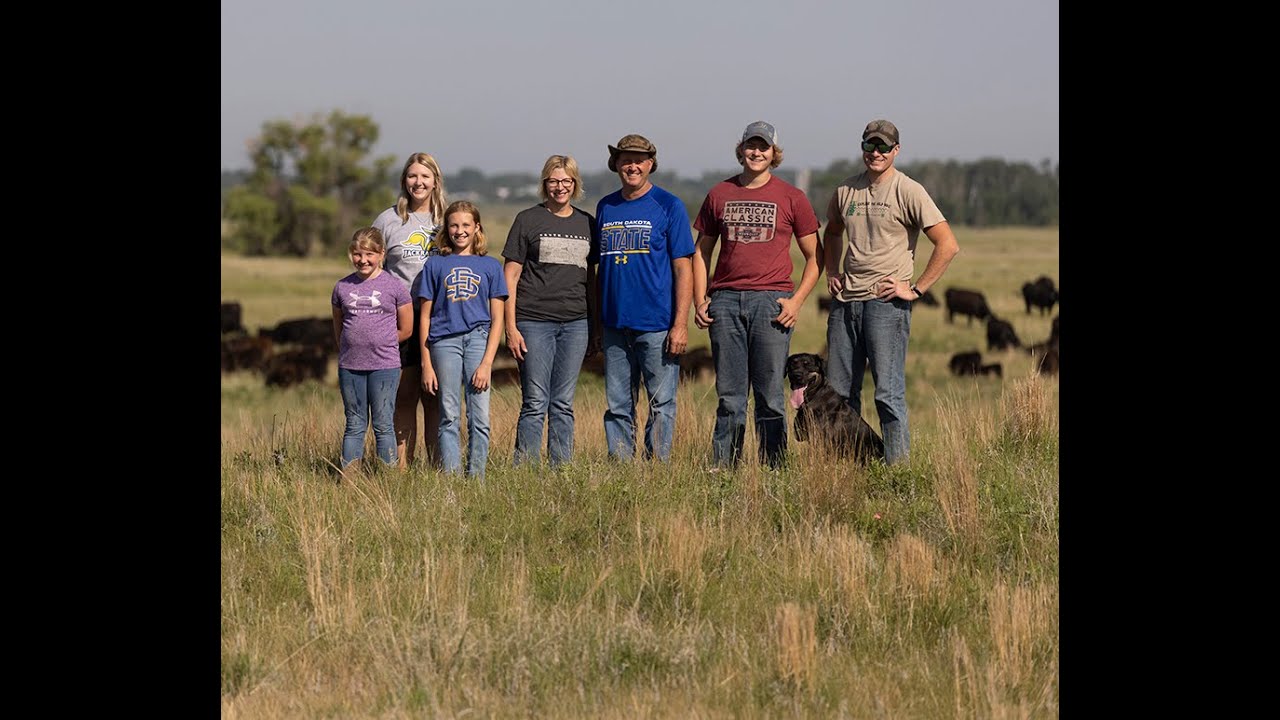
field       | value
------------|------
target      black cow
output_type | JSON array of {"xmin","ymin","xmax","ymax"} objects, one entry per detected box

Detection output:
[
  {"xmin": 220, "ymin": 335, "xmax": 272, "ymax": 373},
  {"xmin": 221, "ymin": 302, "xmax": 245, "ymax": 335},
  {"xmin": 944, "ymin": 288, "xmax": 992, "ymax": 325},
  {"xmin": 264, "ymin": 347, "xmax": 330, "ymax": 388},
  {"xmin": 915, "ymin": 289, "xmax": 939, "ymax": 306},
  {"xmin": 1021, "ymin": 276, "xmax": 1059, "ymax": 315},
  {"xmin": 985, "ymin": 316, "xmax": 1022, "ymax": 351},
  {"xmin": 680, "ymin": 346, "xmax": 716, "ymax": 382},
  {"xmin": 1036, "ymin": 347, "xmax": 1059, "ymax": 375},
  {"xmin": 259, "ymin": 317, "xmax": 335, "ymax": 353},
  {"xmin": 948, "ymin": 351, "xmax": 1002, "ymax": 378},
  {"xmin": 1027, "ymin": 315, "xmax": 1059, "ymax": 375}
]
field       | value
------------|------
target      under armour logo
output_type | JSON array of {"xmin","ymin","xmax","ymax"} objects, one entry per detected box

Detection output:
[{"xmin": 349, "ymin": 290, "xmax": 382, "ymax": 307}]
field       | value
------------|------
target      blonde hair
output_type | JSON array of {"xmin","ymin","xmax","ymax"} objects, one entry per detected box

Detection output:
[
  {"xmin": 349, "ymin": 226, "xmax": 386, "ymax": 254},
  {"xmin": 439, "ymin": 201, "xmax": 488, "ymax": 256},
  {"xmin": 394, "ymin": 153, "xmax": 447, "ymax": 223},
  {"xmin": 539, "ymin": 155, "xmax": 585, "ymax": 203},
  {"xmin": 734, "ymin": 141, "xmax": 784, "ymax": 168}
]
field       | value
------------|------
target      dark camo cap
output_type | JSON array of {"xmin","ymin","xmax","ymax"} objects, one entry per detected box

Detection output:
[
  {"xmin": 862, "ymin": 119, "xmax": 899, "ymax": 145},
  {"xmin": 608, "ymin": 134, "xmax": 658, "ymax": 172}
]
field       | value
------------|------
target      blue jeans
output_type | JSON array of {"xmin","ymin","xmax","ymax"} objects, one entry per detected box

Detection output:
[
  {"xmin": 514, "ymin": 318, "xmax": 589, "ymax": 467},
  {"xmin": 603, "ymin": 326, "xmax": 680, "ymax": 461},
  {"xmin": 430, "ymin": 326, "xmax": 493, "ymax": 477},
  {"xmin": 338, "ymin": 367, "xmax": 401, "ymax": 467},
  {"xmin": 825, "ymin": 297, "xmax": 912, "ymax": 464},
  {"xmin": 708, "ymin": 290, "xmax": 792, "ymax": 468}
]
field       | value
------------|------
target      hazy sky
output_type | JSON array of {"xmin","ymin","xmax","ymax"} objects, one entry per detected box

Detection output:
[{"xmin": 221, "ymin": 0, "xmax": 1058, "ymax": 177}]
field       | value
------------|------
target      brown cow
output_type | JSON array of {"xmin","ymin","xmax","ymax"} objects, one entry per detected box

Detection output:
[{"xmin": 944, "ymin": 288, "xmax": 992, "ymax": 325}]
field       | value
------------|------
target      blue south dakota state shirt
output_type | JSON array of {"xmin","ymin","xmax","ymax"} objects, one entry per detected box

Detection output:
[{"xmin": 593, "ymin": 185, "xmax": 695, "ymax": 332}]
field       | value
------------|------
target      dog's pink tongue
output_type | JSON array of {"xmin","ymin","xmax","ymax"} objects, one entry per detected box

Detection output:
[{"xmin": 789, "ymin": 386, "xmax": 806, "ymax": 409}]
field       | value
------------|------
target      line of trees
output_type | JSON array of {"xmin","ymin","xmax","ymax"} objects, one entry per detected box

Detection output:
[{"xmin": 222, "ymin": 111, "xmax": 1058, "ymax": 257}]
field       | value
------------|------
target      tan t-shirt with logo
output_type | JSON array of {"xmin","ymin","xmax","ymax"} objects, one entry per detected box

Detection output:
[{"xmin": 826, "ymin": 170, "xmax": 946, "ymax": 301}]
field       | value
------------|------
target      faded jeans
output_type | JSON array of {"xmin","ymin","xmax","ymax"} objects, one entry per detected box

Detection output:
[
  {"xmin": 708, "ymin": 289, "xmax": 792, "ymax": 468},
  {"xmin": 430, "ymin": 325, "xmax": 493, "ymax": 477},
  {"xmin": 338, "ymin": 367, "xmax": 401, "ymax": 467},
  {"xmin": 825, "ymin": 297, "xmax": 912, "ymax": 464},
  {"xmin": 603, "ymin": 326, "xmax": 679, "ymax": 461},
  {"xmin": 514, "ymin": 318, "xmax": 589, "ymax": 467}
]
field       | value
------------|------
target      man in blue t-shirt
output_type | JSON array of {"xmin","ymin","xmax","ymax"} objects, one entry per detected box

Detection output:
[{"xmin": 593, "ymin": 134, "xmax": 695, "ymax": 462}]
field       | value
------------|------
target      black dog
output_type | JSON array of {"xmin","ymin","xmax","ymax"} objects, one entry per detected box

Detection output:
[{"xmin": 785, "ymin": 353, "xmax": 885, "ymax": 462}]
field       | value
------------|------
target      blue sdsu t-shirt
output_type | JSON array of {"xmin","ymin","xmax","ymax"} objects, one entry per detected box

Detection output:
[
  {"xmin": 411, "ymin": 254, "xmax": 508, "ymax": 343},
  {"xmin": 594, "ymin": 185, "xmax": 695, "ymax": 331}
]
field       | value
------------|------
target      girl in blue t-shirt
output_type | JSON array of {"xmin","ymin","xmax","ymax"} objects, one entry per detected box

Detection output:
[{"xmin": 412, "ymin": 201, "xmax": 509, "ymax": 477}]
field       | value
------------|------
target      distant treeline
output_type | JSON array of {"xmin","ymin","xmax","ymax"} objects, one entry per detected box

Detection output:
[{"xmin": 220, "ymin": 110, "xmax": 1057, "ymax": 257}]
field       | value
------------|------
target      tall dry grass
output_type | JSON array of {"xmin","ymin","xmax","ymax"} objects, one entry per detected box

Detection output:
[{"xmin": 222, "ymin": 226, "xmax": 1058, "ymax": 717}]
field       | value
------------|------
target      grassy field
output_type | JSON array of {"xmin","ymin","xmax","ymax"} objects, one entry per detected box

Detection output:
[{"xmin": 221, "ymin": 222, "xmax": 1058, "ymax": 717}]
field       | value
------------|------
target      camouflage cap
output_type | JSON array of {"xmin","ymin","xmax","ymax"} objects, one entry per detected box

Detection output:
[{"xmin": 862, "ymin": 119, "xmax": 899, "ymax": 145}]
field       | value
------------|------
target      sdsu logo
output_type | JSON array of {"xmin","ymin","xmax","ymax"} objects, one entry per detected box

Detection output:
[{"xmin": 445, "ymin": 267, "xmax": 482, "ymax": 301}]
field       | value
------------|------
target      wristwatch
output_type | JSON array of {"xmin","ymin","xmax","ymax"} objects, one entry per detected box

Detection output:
[{"xmin": 910, "ymin": 284, "xmax": 922, "ymax": 299}]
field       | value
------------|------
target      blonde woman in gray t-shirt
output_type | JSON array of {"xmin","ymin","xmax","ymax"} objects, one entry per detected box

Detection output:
[{"xmin": 371, "ymin": 152, "xmax": 447, "ymax": 469}]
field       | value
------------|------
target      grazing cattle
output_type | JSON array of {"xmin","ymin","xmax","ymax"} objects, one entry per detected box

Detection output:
[
  {"xmin": 1027, "ymin": 315, "xmax": 1059, "ymax": 375},
  {"xmin": 948, "ymin": 351, "xmax": 1003, "ymax": 378},
  {"xmin": 944, "ymin": 288, "xmax": 992, "ymax": 325},
  {"xmin": 680, "ymin": 346, "xmax": 715, "ymax": 382},
  {"xmin": 915, "ymin": 289, "xmax": 939, "ymax": 306},
  {"xmin": 220, "ymin": 335, "xmax": 272, "ymax": 373},
  {"xmin": 259, "ymin": 317, "xmax": 334, "ymax": 354},
  {"xmin": 220, "ymin": 302, "xmax": 245, "ymax": 335},
  {"xmin": 785, "ymin": 353, "xmax": 885, "ymax": 463},
  {"xmin": 986, "ymin": 316, "xmax": 1022, "ymax": 351},
  {"xmin": 264, "ymin": 347, "xmax": 330, "ymax": 388},
  {"xmin": 1021, "ymin": 276, "xmax": 1059, "ymax": 315}
]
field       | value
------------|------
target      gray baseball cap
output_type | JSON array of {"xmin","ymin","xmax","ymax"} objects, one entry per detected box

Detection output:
[{"xmin": 741, "ymin": 120, "xmax": 778, "ymax": 146}]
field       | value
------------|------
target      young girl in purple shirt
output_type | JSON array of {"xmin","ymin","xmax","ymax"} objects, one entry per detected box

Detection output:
[{"xmin": 330, "ymin": 227, "xmax": 414, "ymax": 471}]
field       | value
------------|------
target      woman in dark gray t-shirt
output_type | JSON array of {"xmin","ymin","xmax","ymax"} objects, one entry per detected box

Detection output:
[{"xmin": 501, "ymin": 155, "xmax": 598, "ymax": 467}]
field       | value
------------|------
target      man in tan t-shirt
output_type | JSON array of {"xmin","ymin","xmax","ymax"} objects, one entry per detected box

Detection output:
[{"xmin": 821, "ymin": 119, "xmax": 960, "ymax": 464}]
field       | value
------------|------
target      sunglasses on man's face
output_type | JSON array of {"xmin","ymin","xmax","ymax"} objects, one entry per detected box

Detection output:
[{"xmin": 861, "ymin": 141, "xmax": 896, "ymax": 154}]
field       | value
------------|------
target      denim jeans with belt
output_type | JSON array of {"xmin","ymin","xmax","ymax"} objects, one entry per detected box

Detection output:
[
  {"xmin": 430, "ymin": 325, "xmax": 493, "ymax": 477},
  {"xmin": 513, "ymin": 318, "xmax": 589, "ymax": 467},
  {"xmin": 707, "ymin": 289, "xmax": 792, "ymax": 468},
  {"xmin": 824, "ymin": 297, "xmax": 912, "ymax": 464},
  {"xmin": 338, "ymin": 367, "xmax": 401, "ymax": 467},
  {"xmin": 602, "ymin": 325, "xmax": 679, "ymax": 461}
]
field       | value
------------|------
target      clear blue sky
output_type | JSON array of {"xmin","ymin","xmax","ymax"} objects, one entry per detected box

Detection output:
[{"xmin": 221, "ymin": 0, "xmax": 1058, "ymax": 177}]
